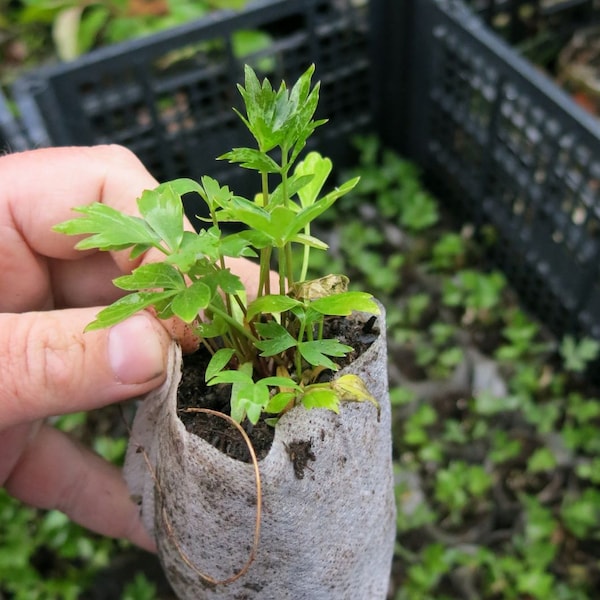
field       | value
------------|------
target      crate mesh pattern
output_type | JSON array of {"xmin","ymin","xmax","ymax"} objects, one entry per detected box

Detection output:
[
  {"xmin": 10, "ymin": 0, "xmax": 371, "ymax": 194},
  {"xmin": 380, "ymin": 0, "xmax": 600, "ymax": 340}
]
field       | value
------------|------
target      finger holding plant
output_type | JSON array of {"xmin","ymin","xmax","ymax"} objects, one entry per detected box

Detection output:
[{"xmin": 55, "ymin": 64, "xmax": 380, "ymax": 426}]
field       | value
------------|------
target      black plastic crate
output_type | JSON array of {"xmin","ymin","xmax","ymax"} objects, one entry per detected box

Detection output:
[
  {"xmin": 5, "ymin": 0, "xmax": 600, "ymax": 342},
  {"xmin": 376, "ymin": 0, "xmax": 600, "ymax": 341},
  {"xmin": 9, "ymin": 0, "xmax": 372, "ymax": 201},
  {"xmin": 0, "ymin": 88, "xmax": 32, "ymax": 152}
]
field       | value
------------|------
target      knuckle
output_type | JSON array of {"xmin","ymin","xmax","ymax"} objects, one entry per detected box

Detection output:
[
  {"xmin": 99, "ymin": 144, "xmax": 144, "ymax": 170},
  {"xmin": 2, "ymin": 314, "xmax": 84, "ymax": 421}
]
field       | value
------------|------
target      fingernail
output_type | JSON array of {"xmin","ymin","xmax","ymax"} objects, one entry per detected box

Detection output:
[{"xmin": 108, "ymin": 314, "xmax": 166, "ymax": 384}]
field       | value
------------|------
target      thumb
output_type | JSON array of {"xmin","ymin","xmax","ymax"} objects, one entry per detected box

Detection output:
[{"xmin": 0, "ymin": 309, "xmax": 173, "ymax": 429}]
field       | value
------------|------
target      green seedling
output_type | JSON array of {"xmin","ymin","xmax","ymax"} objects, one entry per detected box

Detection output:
[
  {"xmin": 55, "ymin": 65, "xmax": 379, "ymax": 425},
  {"xmin": 560, "ymin": 335, "xmax": 600, "ymax": 373}
]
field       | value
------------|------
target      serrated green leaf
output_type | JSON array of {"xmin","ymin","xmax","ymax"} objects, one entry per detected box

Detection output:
[
  {"xmin": 137, "ymin": 182, "xmax": 184, "ymax": 252},
  {"xmin": 206, "ymin": 348, "xmax": 236, "ymax": 382},
  {"xmin": 113, "ymin": 263, "xmax": 185, "ymax": 292},
  {"xmin": 310, "ymin": 292, "xmax": 379, "ymax": 316},
  {"xmin": 298, "ymin": 339, "xmax": 352, "ymax": 370},
  {"xmin": 254, "ymin": 325, "xmax": 298, "ymax": 356},
  {"xmin": 85, "ymin": 291, "xmax": 177, "ymax": 330},
  {"xmin": 254, "ymin": 322, "xmax": 297, "ymax": 355},
  {"xmin": 219, "ymin": 147, "xmax": 280, "ymax": 173},
  {"xmin": 54, "ymin": 203, "xmax": 159, "ymax": 251},
  {"xmin": 219, "ymin": 232, "xmax": 257, "ymax": 258},
  {"xmin": 230, "ymin": 362, "xmax": 265, "ymax": 423},
  {"xmin": 166, "ymin": 229, "xmax": 220, "ymax": 273},
  {"xmin": 246, "ymin": 295, "xmax": 302, "ymax": 321},
  {"xmin": 217, "ymin": 196, "xmax": 273, "ymax": 233},
  {"xmin": 210, "ymin": 269, "xmax": 245, "ymax": 295},
  {"xmin": 171, "ymin": 281, "xmax": 212, "ymax": 322},
  {"xmin": 198, "ymin": 175, "xmax": 233, "ymax": 211}
]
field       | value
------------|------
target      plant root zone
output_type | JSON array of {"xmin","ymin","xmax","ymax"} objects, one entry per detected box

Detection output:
[{"xmin": 177, "ymin": 314, "xmax": 378, "ymax": 464}]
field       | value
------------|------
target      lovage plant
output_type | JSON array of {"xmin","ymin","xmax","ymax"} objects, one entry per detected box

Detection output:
[{"xmin": 55, "ymin": 64, "xmax": 379, "ymax": 425}]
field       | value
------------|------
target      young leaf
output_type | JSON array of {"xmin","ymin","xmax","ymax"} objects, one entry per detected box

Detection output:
[
  {"xmin": 113, "ymin": 262, "xmax": 185, "ymax": 292},
  {"xmin": 246, "ymin": 295, "xmax": 302, "ymax": 322},
  {"xmin": 219, "ymin": 147, "xmax": 280, "ymax": 173},
  {"xmin": 198, "ymin": 175, "xmax": 234, "ymax": 212},
  {"xmin": 229, "ymin": 362, "xmax": 263, "ymax": 423},
  {"xmin": 137, "ymin": 182, "xmax": 185, "ymax": 252},
  {"xmin": 54, "ymin": 203, "xmax": 159, "ymax": 251},
  {"xmin": 171, "ymin": 281, "xmax": 212, "ymax": 323},
  {"xmin": 310, "ymin": 292, "xmax": 380, "ymax": 316},
  {"xmin": 85, "ymin": 291, "xmax": 178, "ymax": 330},
  {"xmin": 164, "ymin": 229, "xmax": 220, "ymax": 273},
  {"xmin": 254, "ymin": 321, "xmax": 298, "ymax": 356},
  {"xmin": 295, "ymin": 152, "xmax": 332, "ymax": 208},
  {"xmin": 265, "ymin": 391, "xmax": 297, "ymax": 414},
  {"xmin": 208, "ymin": 369, "xmax": 253, "ymax": 386},
  {"xmin": 298, "ymin": 339, "xmax": 353, "ymax": 370},
  {"xmin": 205, "ymin": 348, "xmax": 236, "ymax": 383},
  {"xmin": 231, "ymin": 381, "xmax": 270, "ymax": 425}
]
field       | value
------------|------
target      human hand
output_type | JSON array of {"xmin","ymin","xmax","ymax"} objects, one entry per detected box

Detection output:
[{"xmin": 0, "ymin": 145, "xmax": 262, "ymax": 551}]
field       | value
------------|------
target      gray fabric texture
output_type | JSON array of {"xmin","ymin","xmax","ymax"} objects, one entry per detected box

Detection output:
[{"xmin": 124, "ymin": 306, "xmax": 395, "ymax": 599}]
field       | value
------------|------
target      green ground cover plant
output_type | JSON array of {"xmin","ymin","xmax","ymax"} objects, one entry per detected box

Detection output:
[
  {"xmin": 314, "ymin": 135, "xmax": 600, "ymax": 599},
  {"xmin": 0, "ymin": 1, "xmax": 269, "ymax": 85}
]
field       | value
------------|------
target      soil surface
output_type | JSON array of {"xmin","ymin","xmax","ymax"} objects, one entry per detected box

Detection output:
[{"xmin": 177, "ymin": 313, "xmax": 379, "ymax": 462}]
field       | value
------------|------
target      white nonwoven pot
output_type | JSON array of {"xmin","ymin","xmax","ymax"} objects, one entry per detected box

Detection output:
[{"xmin": 124, "ymin": 305, "xmax": 396, "ymax": 599}]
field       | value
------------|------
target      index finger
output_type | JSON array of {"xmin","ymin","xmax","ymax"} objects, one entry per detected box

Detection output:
[{"xmin": 0, "ymin": 145, "xmax": 160, "ymax": 269}]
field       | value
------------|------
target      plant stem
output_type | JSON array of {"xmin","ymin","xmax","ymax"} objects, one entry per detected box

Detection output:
[
  {"xmin": 280, "ymin": 146, "xmax": 295, "ymax": 291},
  {"xmin": 299, "ymin": 227, "xmax": 311, "ymax": 282},
  {"xmin": 259, "ymin": 170, "xmax": 271, "ymax": 297},
  {"xmin": 208, "ymin": 303, "xmax": 259, "ymax": 346},
  {"xmin": 259, "ymin": 246, "xmax": 272, "ymax": 297}
]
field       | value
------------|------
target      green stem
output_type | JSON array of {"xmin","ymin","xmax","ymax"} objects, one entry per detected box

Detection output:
[
  {"xmin": 259, "ymin": 169, "xmax": 271, "ymax": 297},
  {"xmin": 280, "ymin": 146, "xmax": 295, "ymax": 292},
  {"xmin": 293, "ymin": 318, "xmax": 306, "ymax": 378},
  {"xmin": 259, "ymin": 246, "xmax": 272, "ymax": 297},
  {"xmin": 207, "ymin": 303, "xmax": 259, "ymax": 346},
  {"xmin": 278, "ymin": 248, "xmax": 287, "ymax": 296},
  {"xmin": 299, "ymin": 223, "xmax": 310, "ymax": 282},
  {"xmin": 318, "ymin": 315, "xmax": 324, "ymax": 340}
]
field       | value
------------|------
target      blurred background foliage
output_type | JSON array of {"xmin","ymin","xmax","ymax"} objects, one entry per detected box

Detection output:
[{"xmin": 0, "ymin": 0, "xmax": 249, "ymax": 83}]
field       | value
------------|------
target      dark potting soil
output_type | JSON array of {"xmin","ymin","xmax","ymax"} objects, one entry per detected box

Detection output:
[{"xmin": 177, "ymin": 312, "xmax": 379, "ymax": 463}]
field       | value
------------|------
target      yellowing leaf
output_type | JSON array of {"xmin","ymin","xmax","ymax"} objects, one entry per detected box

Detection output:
[{"xmin": 332, "ymin": 374, "xmax": 380, "ymax": 419}]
